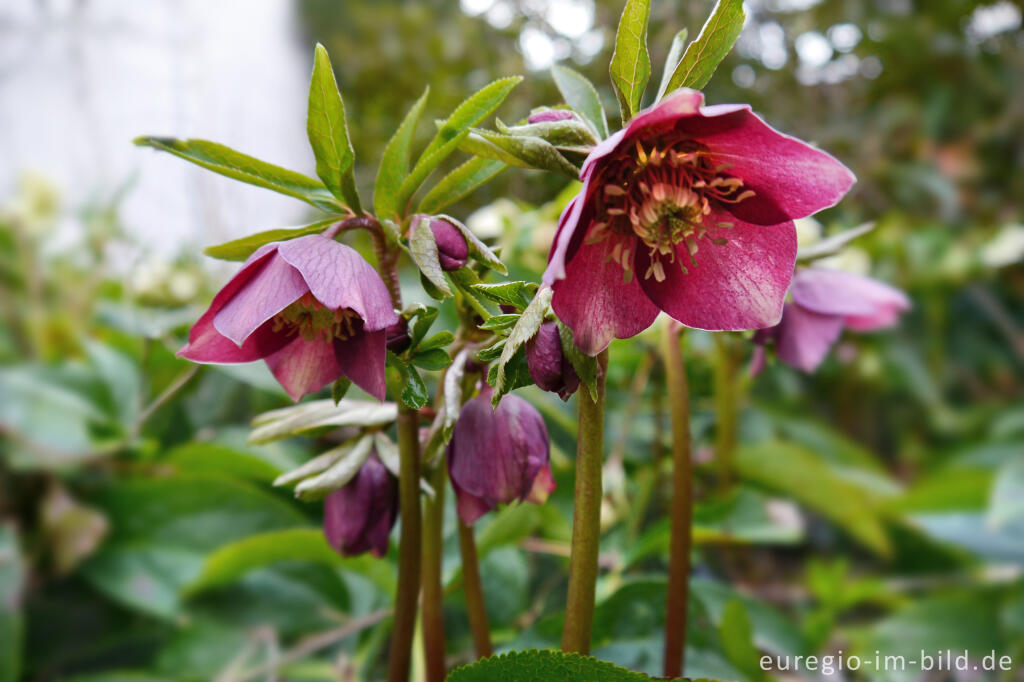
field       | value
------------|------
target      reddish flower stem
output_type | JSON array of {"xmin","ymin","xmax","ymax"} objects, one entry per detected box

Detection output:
[
  {"xmin": 662, "ymin": 321, "xmax": 693, "ymax": 678},
  {"xmin": 457, "ymin": 520, "xmax": 494, "ymax": 659},
  {"xmin": 561, "ymin": 348, "xmax": 609, "ymax": 655},
  {"xmin": 421, "ymin": 460, "xmax": 447, "ymax": 682}
]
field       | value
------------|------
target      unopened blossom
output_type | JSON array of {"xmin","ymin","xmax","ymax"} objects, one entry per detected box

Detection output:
[
  {"xmin": 528, "ymin": 109, "xmax": 576, "ymax": 123},
  {"xmin": 526, "ymin": 321, "xmax": 579, "ymax": 401},
  {"xmin": 447, "ymin": 386, "xmax": 554, "ymax": 524},
  {"xmin": 429, "ymin": 217, "xmax": 469, "ymax": 271},
  {"xmin": 179, "ymin": 234, "xmax": 398, "ymax": 401},
  {"xmin": 544, "ymin": 89, "xmax": 856, "ymax": 355},
  {"xmin": 323, "ymin": 454, "xmax": 398, "ymax": 558},
  {"xmin": 752, "ymin": 268, "xmax": 910, "ymax": 373}
]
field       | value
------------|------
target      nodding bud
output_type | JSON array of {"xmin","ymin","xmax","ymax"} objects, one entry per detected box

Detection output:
[
  {"xmin": 528, "ymin": 109, "xmax": 576, "ymax": 123},
  {"xmin": 526, "ymin": 321, "xmax": 579, "ymax": 401},
  {"xmin": 385, "ymin": 318, "xmax": 411, "ymax": 353},
  {"xmin": 323, "ymin": 454, "xmax": 398, "ymax": 558},
  {"xmin": 429, "ymin": 218, "xmax": 469, "ymax": 271}
]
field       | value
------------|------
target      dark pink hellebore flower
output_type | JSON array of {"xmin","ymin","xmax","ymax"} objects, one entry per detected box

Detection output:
[
  {"xmin": 429, "ymin": 217, "xmax": 470, "ymax": 271},
  {"xmin": 526, "ymin": 321, "xmax": 579, "ymax": 401},
  {"xmin": 447, "ymin": 386, "xmax": 554, "ymax": 524},
  {"xmin": 752, "ymin": 268, "xmax": 911, "ymax": 373},
  {"xmin": 179, "ymin": 234, "xmax": 399, "ymax": 401},
  {"xmin": 544, "ymin": 89, "xmax": 856, "ymax": 355},
  {"xmin": 323, "ymin": 454, "xmax": 398, "ymax": 558}
]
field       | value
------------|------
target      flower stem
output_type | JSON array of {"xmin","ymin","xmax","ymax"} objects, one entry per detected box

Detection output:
[
  {"xmin": 561, "ymin": 348, "xmax": 609, "ymax": 655},
  {"xmin": 457, "ymin": 520, "xmax": 493, "ymax": 659},
  {"xmin": 713, "ymin": 333, "xmax": 738, "ymax": 493},
  {"xmin": 388, "ymin": 404, "xmax": 422, "ymax": 682},
  {"xmin": 421, "ymin": 460, "xmax": 447, "ymax": 682},
  {"xmin": 662, "ymin": 321, "xmax": 693, "ymax": 678}
]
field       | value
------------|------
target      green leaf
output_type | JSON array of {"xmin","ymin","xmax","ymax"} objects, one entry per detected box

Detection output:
[
  {"xmin": 661, "ymin": 0, "xmax": 745, "ymax": 95},
  {"xmin": 0, "ymin": 527, "xmax": 24, "ymax": 682},
  {"xmin": 307, "ymin": 44, "xmax": 360, "ymax": 211},
  {"xmin": 468, "ymin": 129, "xmax": 581, "ymax": 179},
  {"xmin": 409, "ymin": 215, "xmax": 453, "ymax": 296},
  {"xmin": 988, "ymin": 455, "xmax": 1024, "ymax": 528},
  {"xmin": 655, "ymin": 29, "xmax": 689, "ymax": 101},
  {"xmin": 331, "ymin": 376, "xmax": 352, "ymax": 405},
  {"xmin": 496, "ymin": 117, "xmax": 598, "ymax": 150},
  {"xmin": 396, "ymin": 77, "xmax": 522, "ymax": 211},
  {"xmin": 609, "ymin": 0, "xmax": 652, "ymax": 122},
  {"xmin": 487, "ymin": 345, "xmax": 533, "ymax": 398},
  {"xmin": 551, "ymin": 65, "xmax": 610, "ymax": 139},
  {"xmin": 410, "ymin": 306, "xmax": 440, "ymax": 347},
  {"xmin": 165, "ymin": 442, "xmax": 282, "ymax": 482},
  {"xmin": 447, "ymin": 649, "xmax": 689, "ymax": 681},
  {"xmin": 386, "ymin": 352, "xmax": 429, "ymax": 409},
  {"xmin": 478, "ymin": 314, "xmax": 520, "ymax": 331},
  {"xmin": 419, "ymin": 157, "xmax": 505, "ymax": 215},
  {"xmin": 472, "ymin": 281, "xmax": 533, "ymax": 308},
  {"xmin": 417, "ymin": 330, "xmax": 455, "ymax": 352},
  {"xmin": 477, "ymin": 340, "xmax": 506, "ymax": 363},
  {"xmin": 411, "ymin": 347, "xmax": 452, "ymax": 371},
  {"xmin": 719, "ymin": 599, "xmax": 765, "ymax": 681},
  {"xmin": 375, "ymin": 87, "xmax": 430, "ymax": 222},
  {"xmin": 202, "ymin": 218, "xmax": 340, "ymax": 261},
  {"xmin": 134, "ymin": 137, "xmax": 340, "ymax": 211},
  {"xmin": 491, "ymin": 287, "xmax": 553, "ymax": 405}
]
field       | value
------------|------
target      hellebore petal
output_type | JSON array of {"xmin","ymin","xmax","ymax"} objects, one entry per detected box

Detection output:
[
  {"xmin": 636, "ymin": 209, "xmax": 797, "ymax": 331},
  {"xmin": 773, "ymin": 303, "xmax": 845, "ymax": 373},
  {"xmin": 212, "ymin": 250, "xmax": 309, "ymax": 345},
  {"xmin": 528, "ymin": 109, "xmax": 576, "ymax": 123},
  {"xmin": 526, "ymin": 321, "xmax": 579, "ymax": 400},
  {"xmin": 334, "ymin": 329, "xmax": 388, "ymax": 401},
  {"xmin": 525, "ymin": 461, "xmax": 556, "ymax": 505},
  {"xmin": 447, "ymin": 387, "xmax": 552, "ymax": 524},
  {"xmin": 429, "ymin": 217, "xmax": 470, "ymax": 271},
  {"xmin": 323, "ymin": 454, "xmax": 398, "ymax": 558},
  {"xmin": 276, "ymin": 235, "xmax": 399, "ymax": 331},
  {"xmin": 791, "ymin": 268, "xmax": 911, "ymax": 331},
  {"xmin": 265, "ymin": 336, "xmax": 342, "ymax": 402}
]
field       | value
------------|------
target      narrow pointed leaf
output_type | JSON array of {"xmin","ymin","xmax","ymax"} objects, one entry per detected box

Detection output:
[
  {"xmin": 470, "ymin": 130, "xmax": 581, "ymax": 179},
  {"xmin": 797, "ymin": 222, "xmax": 876, "ymax": 261},
  {"xmin": 662, "ymin": 0, "xmax": 746, "ymax": 95},
  {"xmin": 375, "ymin": 87, "xmax": 430, "ymax": 222},
  {"xmin": 418, "ymin": 156, "xmax": 506, "ymax": 215},
  {"xmin": 609, "ymin": 0, "xmax": 652, "ymax": 122},
  {"xmin": 655, "ymin": 28, "xmax": 689, "ymax": 100},
  {"xmin": 203, "ymin": 218, "xmax": 340, "ymax": 261},
  {"xmin": 551, "ymin": 65, "xmax": 610, "ymax": 138},
  {"xmin": 307, "ymin": 43, "xmax": 361, "ymax": 211},
  {"xmin": 409, "ymin": 217, "xmax": 453, "ymax": 296}
]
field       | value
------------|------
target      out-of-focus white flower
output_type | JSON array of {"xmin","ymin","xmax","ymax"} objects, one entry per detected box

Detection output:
[
  {"xmin": 981, "ymin": 224, "xmax": 1024, "ymax": 269},
  {"xmin": 814, "ymin": 246, "xmax": 872, "ymax": 276},
  {"xmin": 794, "ymin": 216, "xmax": 824, "ymax": 249},
  {"xmin": 466, "ymin": 198, "xmax": 519, "ymax": 239}
]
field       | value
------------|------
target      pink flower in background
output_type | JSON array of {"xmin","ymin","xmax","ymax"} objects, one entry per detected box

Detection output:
[
  {"xmin": 179, "ymin": 234, "xmax": 398, "ymax": 401},
  {"xmin": 544, "ymin": 89, "xmax": 856, "ymax": 355},
  {"xmin": 752, "ymin": 268, "xmax": 911, "ymax": 373},
  {"xmin": 323, "ymin": 454, "xmax": 398, "ymax": 558},
  {"xmin": 447, "ymin": 386, "xmax": 554, "ymax": 524}
]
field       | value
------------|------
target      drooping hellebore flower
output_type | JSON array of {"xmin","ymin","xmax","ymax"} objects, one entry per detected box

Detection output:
[
  {"xmin": 323, "ymin": 454, "xmax": 398, "ymax": 558},
  {"xmin": 447, "ymin": 386, "xmax": 554, "ymax": 524},
  {"xmin": 752, "ymin": 268, "xmax": 911, "ymax": 373},
  {"xmin": 179, "ymin": 234, "xmax": 399, "ymax": 401},
  {"xmin": 526, "ymin": 321, "xmax": 579, "ymax": 401},
  {"xmin": 428, "ymin": 217, "xmax": 470, "ymax": 271},
  {"xmin": 544, "ymin": 89, "xmax": 856, "ymax": 355}
]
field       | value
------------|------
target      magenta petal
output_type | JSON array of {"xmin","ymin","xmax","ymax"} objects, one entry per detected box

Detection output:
[
  {"xmin": 551, "ymin": 234, "xmax": 660, "ymax": 355},
  {"xmin": 213, "ymin": 252, "xmax": 309, "ymax": 345},
  {"xmin": 686, "ymin": 105, "xmax": 856, "ymax": 225},
  {"xmin": 334, "ymin": 329, "xmax": 388, "ymax": 401},
  {"xmin": 775, "ymin": 303, "xmax": 845, "ymax": 372},
  {"xmin": 791, "ymin": 268, "xmax": 911, "ymax": 330},
  {"xmin": 637, "ymin": 210, "xmax": 797, "ymax": 331},
  {"xmin": 179, "ymin": 316, "xmax": 291, "ymax": 364},
  {"xmin": 264, "ymin": 336, "xmax": 342, "ymax": 401},
  {"xmin": 544, "ymin": 195, "xmax": 587, "ymax": 285},
  {"xmin": 276, "ymin": 235, "xmax": 399, "ymax": 331},
  {"xmin": 451, "ymin": 480, "xmax": 494, "ymax": 525},
  {"xmin": 324, "ymin": 455, "xmax": 397, "ymax": 557}
]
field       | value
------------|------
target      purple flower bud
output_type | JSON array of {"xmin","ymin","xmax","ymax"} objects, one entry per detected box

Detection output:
[
  {"xmin": 447, "ymin": 386, "xmax": 553, "ymax": 524},
  {"xmin": 323, "ymin": 454, "xmax": 398, "ymax": 557},
  {"xmin": 430, "ymin": 218, "xmax": 469, "ymax": 271},
  {"xmin": 526, "ymin": 321, "xmax": 579, "ymax": 401},
  {"xmin": 528, "ymin": 109, "xmax": 576, "ymax": 123},
  {"xmin": 385, "ymin": 318, "xmax": 411, "ymax": 353}
]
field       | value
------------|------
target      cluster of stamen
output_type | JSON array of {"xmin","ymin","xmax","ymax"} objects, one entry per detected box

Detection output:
[
  {"xmin": 272, "ymin": 292, "xmax": 361, "ymax": 343},
  {"xmin": 587, "ymin": 138, "xmax": 755, "ymax": 282}
]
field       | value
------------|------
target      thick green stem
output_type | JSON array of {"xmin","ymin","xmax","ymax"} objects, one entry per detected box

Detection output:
[
  {"xmin": 713, "ymin": 334, "xmax": 738, "ymax": 493},
  {"xmin": 387, "ymin": 408, "xmax": 422, "ymax": 682},
  {"xmin": 561, "ymin": 348, "xmax": 609, "ymax": 655},
  {"xmin": 662, "ymin": 322, "xmax": 693, "ymax": 678},
  {"xmin": 421, "ymin": 461, "xmax": 447, "ymax": 681},
  {"xmin": 457, "ymin": 520, "xmax": 493, "ymax": 659}
]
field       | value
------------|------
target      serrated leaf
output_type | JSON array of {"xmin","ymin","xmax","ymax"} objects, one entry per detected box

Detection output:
[
  {"xmin": 375, "ymin": 87, "xmax": 429, "ymax": 222},
  {"xmin": 409, "ymin": 216, "xmax": 453, "ymax": 296},
  {"xmin": 478, "ymin": 314, "xmax": 520, "ymax": 331},
  {"xmin": 203, "ymin": 218, "xmax": 340, "ymax": 261},
  {"xmin": 797, "ymin": 221, "xmax": 876, "ymax": 261},
  {"xmin": 469, "ymin": 129, "xmax": 581, "ymax": 179},
  {"xmin": 477, "ymin": 340, "xmax": 506, "ymax": 362},
  {"xmin": 551, "ymin": 65, "xmax": 610, "ymax": 139},
  {"xmin": 386, "ymin": 352, "xmax": 429, "ymax": 409},
  {"xmin": 492, "ymin": 287, "xmax": 553, "ymax": 405},
  {"xmin": 609, "ymin": 0, "xmax": 652, "ymax": 122},
  {"xmin": 249, "ymin": 400, "xmax": 397, "ymax": 444},
  {"xmin": 487, "ymin": 346, "xmax": 533, "ymax": 398},
  {"xmin": 417, "ymin": 330, "xmax": 454, "ymax": 352},
  {"xmin": 435, "ymin": 214, "xmax": 506, "ymax": 274},
  {"xmin": 418, "ymin": 156, "xmax": 506, "ymax": 215},
  {"xmin": 472, "ymin": 281, "xmax": 531, "ymax": 307},
  {"xmin": 655, "ymin": 29, "xmax": 689, "ymax": 101},
  {"xmin": 497, "ymin": 117, "xmax": 598, "ymax": 149},
  {"xmin": 557, "ymin": 320, "xmax": 598, "ymax": 400},
  {"xmin": 293, "ymin": 435, "xmax": 374, "ymax": 500},
  {"xmin": 134, "ymin": 137, "xmax": 340, "ymax": 211},
  {"xmin": 411, "ymin": 306, "xmax": 440, "ymax": 347},
  {"xmin": 447, "ymin": 649, "xmax": 690, "ymax": 681},
  {"xmin": 661, "ymin": 0, "xmax": 745, "ymax": 95},
  {"xmin": 307, "ymin": 44, "xmax": 360, "ymax": 211},
  {"xmin": 396, "ymin": 77, "xmax": 522, "ymax": 211},
  {"xmin": 411, "ymin": 347, "xmax": 452, "ymax": 371}
]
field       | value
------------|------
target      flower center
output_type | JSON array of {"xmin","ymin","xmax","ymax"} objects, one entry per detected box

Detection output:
[
  {"xmin": 589, "ymin": 139, "xmax": 755, "ymax": 283},
  {"xmin": 273, "ymin": 292, "xmax": 362, "ymax": 343}
]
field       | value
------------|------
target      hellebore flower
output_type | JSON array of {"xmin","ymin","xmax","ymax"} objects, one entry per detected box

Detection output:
[
  {"xmin": 429, "ymin": 217, "xmax": 469, "ymax": 271},
  {"xmin": 323, "ymin": 454, "xmax": 398, "ymax": 558},
  {"xmin": 179, "ymin": 234, "xmax": 399, "ymax": 401},
  {"xmin": 752, "ymin": 268, "xmax": 911, "ymax": 373},
  {"xmin": 544, "ymin": 89, "xmax": 856, "ymax": 355},
  {"xmin": 526, "ymin": 321, "xmax": 579, "ymax": 401},
  {"xmin": 447, "ymin": 386, "xmax": 554, "ymax": 524}
]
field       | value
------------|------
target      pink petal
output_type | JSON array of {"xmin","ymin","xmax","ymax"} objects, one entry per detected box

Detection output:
[
  {"xmin": 682, "ymin": 104, "xmax": 856, "ymax": 225},
  {"xmin": 179, "ymin": 317, "xmax": 291, "ymax": 364},
  {"xmin": 636, "ymin": 209, "xmax": 797, "ymax": 331},
  {"xmin": 264, "ymin": 336, "xmax": 342, "ymax": 401},
  {"xmin": 213, "ymin": 252, "xmax": 309, "ymax": 345},
  {"xmin": 334, "ymin": 329, "xmax": 388, "ymax": 401},
  {"xmin": 791, "ymin": 269, "xmax": 910, "ymax": 328},
  {"xmin": 276, "ymin": 235, "xmax": 399, "ymax": 331},
  {"xmin": 775, "ymin": 303, "xmax": 845, "ymax": 372},
  {"xmin": 550, "ymin": 232, "xmax": 660, "ymax": 355}
]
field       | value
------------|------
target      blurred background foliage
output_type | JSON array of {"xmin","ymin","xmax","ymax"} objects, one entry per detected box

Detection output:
[{"xmin": 2, "ymin": 0, "xmax": 1024, "ymax": 680}]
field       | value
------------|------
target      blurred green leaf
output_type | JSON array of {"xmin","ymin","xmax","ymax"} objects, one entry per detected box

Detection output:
[
  {"xmin": 655, "ymin": 29, "xmax": 688, "ymax": 101},
  {"xmin": 0, "ymin": 526, "xmax": 24, "ymax": 682},
  {"xmin": 609, "ymin": 0, "xmax": 651, "ymax": 122},
  {"xmin": 718, "ymin": 600, "xmax": 764, "ymax": 681},
  {"xmin": 988, "ymin": 456, "xmax": 1024, "ymax": 528},
  {"xmin": 410, "ymin": 347, "xmax": 452, "ymax": 370},
  {"xmin": 165, "ymin": 442, "xmax": 282, "ymax": 482},
  {"xmin": 202, "ymin": 219, "xmax": 339, "ymax": 261},
  {"xmin": 661, "ymin": 0, "xmax": 745, "ymax": 95},
  {"xmin": 448, "ymin": 649, "xmax": 688, "ymax": 681},
  {"xmin": 375, "ymin": 86, "xmax": 429, "ymax": 222},
  {"xmin": 418, "ymin": 156, "xmax": 506, "ymax": 215},
  {"xmin": 550, "ymin": 65, "xmax": 610, "ymax": 139},
  {"xmin": 307, "ymin": 44, "xmax": 361, "ymax": 211}
]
